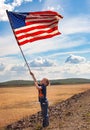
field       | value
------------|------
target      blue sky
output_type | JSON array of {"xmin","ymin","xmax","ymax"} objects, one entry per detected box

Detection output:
[{"xmin": 0, "ymin": 0, "xmax": 90, "ymax": 82}]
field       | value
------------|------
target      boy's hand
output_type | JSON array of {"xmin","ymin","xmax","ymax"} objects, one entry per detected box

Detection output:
[
  {"xmin": 30, "ymin": 71, "xmax": 34, "ymax": 76},
  {"xmin": 30, "ymin": 71, "xmax": 37, "ymax": 82},
  {"xmin": 30, "ymin": 71, "xmax": 40, "ymax": 90}
]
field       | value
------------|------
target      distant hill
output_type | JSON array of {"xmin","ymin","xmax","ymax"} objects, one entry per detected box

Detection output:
[
  {"xmin": 50, "ymin": 78, "xmax": 90, "ymax": 85},
  {"xmin": 0, "ymin": 80, "xmax": 34, "ymax": 87},
  {"xmin": 0, "ymin": 78, "xmax": 90, "ymax": 87}
]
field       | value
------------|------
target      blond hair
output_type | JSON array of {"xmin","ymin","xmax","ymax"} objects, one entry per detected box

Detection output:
[{"xmin": 43, "ymin": 78, "xmax": 50, "ymax": 86}]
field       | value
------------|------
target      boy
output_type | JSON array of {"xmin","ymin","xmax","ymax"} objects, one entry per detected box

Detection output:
[{"xmin": 30, "ymin": 71, "xmax": 49, "ymax": 127}]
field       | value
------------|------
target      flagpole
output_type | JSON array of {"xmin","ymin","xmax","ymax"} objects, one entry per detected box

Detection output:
[
  {"xmin": 6, "ymin": 10, "xmax": 32, "ymax": 77},
  {"xmin": 18, "ymin": 45, "xmax": 31, "ymax": 73}
]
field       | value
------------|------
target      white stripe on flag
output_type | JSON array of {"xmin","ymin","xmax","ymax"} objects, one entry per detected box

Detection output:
[
  {"xmin": 18, "ymin": 30, "xmax": 59, "ymax": 43},
  {"xmin": 15, "ymin": 23, "xmax": 58, "ymax": 37},
  {"xmin": 14, "ymin": 19, "xmax": 58, "ymax": 32}
]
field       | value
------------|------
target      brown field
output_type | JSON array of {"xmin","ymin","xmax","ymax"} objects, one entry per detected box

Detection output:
[{"xmin": 0, "ymin": 84, "xmax": 90, "ymax": 128}]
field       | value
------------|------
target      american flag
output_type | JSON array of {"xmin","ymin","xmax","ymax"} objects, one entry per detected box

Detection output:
[{"xmin": 7, "ymin": 10, "xmax": 63, "ymax": 46}]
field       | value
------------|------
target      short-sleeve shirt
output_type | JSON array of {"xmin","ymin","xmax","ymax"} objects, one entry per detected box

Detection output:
[{"xmin": 38, "ymin": 84, "xmax": 47, "ymax": 103}]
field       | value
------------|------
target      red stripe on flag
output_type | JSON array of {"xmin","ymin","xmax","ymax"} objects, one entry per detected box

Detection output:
[
  {"xmin": 15, "ymin": 21, "xmax": 58, "ymax": 35},
  {"xmin": 15, "ymin": 26, "xmax": 58, "ymax": 40},
  {"xmin": 25, "ymin": 16, "xmax": 56, "ymax": 20},
  {"xmin": 25, "ymin": 19, "xmax": 57, "ymax": 25},
  {"xmin": 17, "ymin": 32, "xmax": 61, "ymax": 45},
  {"xmin": 28, "ymin": 11, "xmax": 63, "ymax": 18},
  {"xmin": 26, "ymin": 20, "xmax": 56, "ymax": 25}
]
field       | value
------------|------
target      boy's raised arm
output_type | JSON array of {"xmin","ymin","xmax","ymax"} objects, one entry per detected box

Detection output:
[{"xmin": 30, "ymin": 71, "xmax": 41, "ymax": 90}]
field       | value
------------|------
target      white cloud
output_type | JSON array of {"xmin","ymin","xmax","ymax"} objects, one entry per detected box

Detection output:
[
  {"xmin": 10, "ymin": 65, "xmax": 27, "ymax": 72},
  {"xmin": 47, "ymin": 6, "xmax": 55, "ymax": 11},
  {"xmin": 47, "ymin": 5, "xmax": 63, "ymax": 12},
  {"xmin": 0, "ymin": 63, "xmax": 5, "ymax": 71},
  {"xmin": 31, "ymin": 61, "xmax": 90, "ymax": 80},
  {"xmin": 0, "ymin": 0, "xmax": 33, "ymax": 21},
  {"xmin": 29, "ymin": 57, "xmax": 56, "ymax": 67},
  {"xmin": 0, "ymin": 31, "xmax": 88, "ymax": 61},
  {"xmin": 63, "ymin": 62, "xmax": 90, "ymax": 76},
  {"xmin": 39, "ymin": 0, "xmax": 42, "ymax": 2},
  {"xmin": 0, "ymin": 63, "xmax": 29, "ymax": 82},
  {"xmin": 22, "ymin": 35, "xmax": 87, "ymax": 56},
  {"xmin": 0, "ymin": 35, "xmax": 20, "ymax": 57},
  {"xmin": 0, "ymin": 57, "xmax": 90, "ymax": 82},
  {"xmin": 65, "ymin": 54, "xmax": 86, "ymax": 64},
  {"xmin": 61, "ymin": 15, "xmax": 90, "ymax": 35},
  {"xmin": 25, "ymin": 0, "xmax": 32, "ymax": 1},
  {"xmin": 33, "ymin": 55, "xmax": 90, "ymax": 80},
  {"xmin": 43, "ymin": 0, "xmax": 63, "ymax": 12},
  {"xmin": 0, "ymin": 1, "xmax": 13, "ymax": 21},
  {"xmin": 49, "ymin": 50, "xmax": 90, "ymax": 59}
]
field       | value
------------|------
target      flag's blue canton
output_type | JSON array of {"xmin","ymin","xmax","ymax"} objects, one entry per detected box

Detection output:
[{"xmin": 8, "ymin": 12, "xmax": 29, "ymax": 29}]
